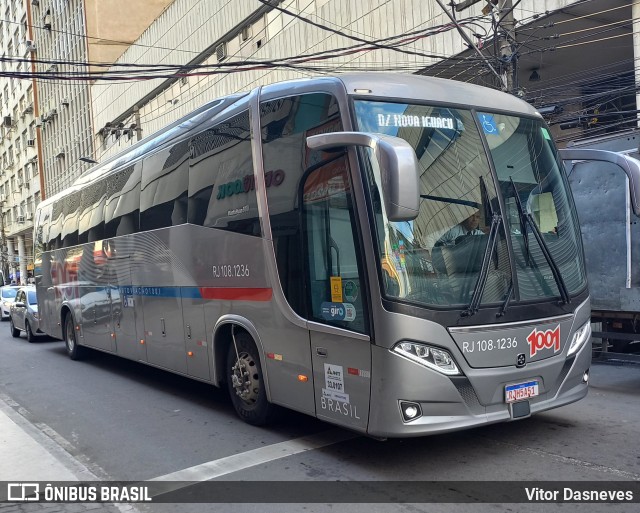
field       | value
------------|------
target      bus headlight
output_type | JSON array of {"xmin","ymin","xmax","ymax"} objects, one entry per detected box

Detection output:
[
  {"xmin": 393, "ymin": 342, "xmax": 461, "ymax": 375},
  {"xmin": 567, "ymin": 321, "xmax": 591, "ymax": 356}
]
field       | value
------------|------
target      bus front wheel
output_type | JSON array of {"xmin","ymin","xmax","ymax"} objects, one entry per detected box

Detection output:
[
  {"xmin": 226, "ymin": 332, "xmax": 275, "ymax": 426},
  {"xmin": 65, "ymin": 314, "xmax": 86, "ymax": 360}
]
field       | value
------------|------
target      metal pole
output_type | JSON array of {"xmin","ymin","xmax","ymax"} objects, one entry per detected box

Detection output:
[
  {"xmin": 0, "ymin": 211, "xmax": 8, "ymax": 284},
  {"xmin": 498, "ymin": 0, "xmax": 517, "ymax": 93}
]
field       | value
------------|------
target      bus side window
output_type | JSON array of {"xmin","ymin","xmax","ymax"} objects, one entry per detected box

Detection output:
[
  {"xmin": 301, "ymin": 158, "xmax": 368, "ymax": 334},
  {"xmin": 79, "ymin": 179, "xmax": 106, "ymax": 244},
  {"xmin": 188, "ymin": 110, "xmax": 259, "ymax": 236},
  {"xmin": 140, "ymin": 137, "xmax": 189, "ymax": 231},
  {"xmin": 49, "ymin": 200, "xmax": 63, "ymax": 250},
  {"xmin": 61, "ymin": 189, "xmax": 81, "ymax": 248},
  {"xmin": 261, "ymin": 92, "xmax": 368, "ymax": 333},
  {"xmin": 104, "ymin": 164, "xmax": 141, "ymax": 238},
  {"xmin": 261, "ymin": 94, "xmax": 342, "ymax": 318}
]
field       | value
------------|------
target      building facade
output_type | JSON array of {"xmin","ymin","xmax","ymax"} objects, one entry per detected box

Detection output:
[
  {"xmin": 0, "ymin": 0, "xmax": 173, "ymax": 283},
  {"xmin": 91, "ymin": 0, "xmax": 638, "ymax": 161},
  {"xmin": 0, "ymin": 0, "xmax": 42, "ymax": 285}
]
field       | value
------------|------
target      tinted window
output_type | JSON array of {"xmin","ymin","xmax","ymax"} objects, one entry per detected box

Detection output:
[
  {"xmin": 189, "ymin": 110, "xmax": 259, "ymax": 236},
  {"xmin": 27, "ymin": 290, "xmax": 36, "ymax": 304},
  {"xmin": 261, "ymin": 93, "xmax": 345, "ymax": 318},
  {"xmin": 61, "ymin": 189, "xmax": 81, "ymax": 248},
  {"xmin": 104, "ymin": 164, "xmax": 141, "ymax": 238},
  {"xmin": 48, "ymin": 200, "xmax": 64, "ymax": 250},
  {"xmin": 78, "ymin": 178, "xmax": 107, "ymax": 244},
  {"xmin": 140, "ymin": 138, "xmax": 189, "ymax": 231}
]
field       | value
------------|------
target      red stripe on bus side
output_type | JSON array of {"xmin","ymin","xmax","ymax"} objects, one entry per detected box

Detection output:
[{"xmin": 199, "ymin": 287, "xmax": 273, "ymax": 301}]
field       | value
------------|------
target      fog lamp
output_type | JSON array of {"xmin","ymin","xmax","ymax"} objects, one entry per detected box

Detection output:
[{"xmin": 400, "ymin": 401, "xmax": 422, "ymax": 422}]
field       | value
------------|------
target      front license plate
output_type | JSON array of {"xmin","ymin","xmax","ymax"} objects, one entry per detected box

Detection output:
[{"xmin": 505, "ymin": 380, "xmax": 539, "ymax": 403}]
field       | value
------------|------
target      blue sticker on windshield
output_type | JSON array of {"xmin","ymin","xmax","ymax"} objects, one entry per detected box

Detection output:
[{"xmin": 478, "ymin": 114, "xmax": 498, "ymax": 135}]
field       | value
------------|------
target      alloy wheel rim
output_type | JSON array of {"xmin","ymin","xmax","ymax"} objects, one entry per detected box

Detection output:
[{"xmin": 231, "ymin": 352, "xmax": 259, "ymax": 405}]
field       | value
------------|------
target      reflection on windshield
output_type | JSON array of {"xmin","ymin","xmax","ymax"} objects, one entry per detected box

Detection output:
[
  {"xmin": 483, "ymin": 112, "xmax": 586, "ymax": 301},
  {"xmin": 355, "ymin": 100, "xmax": 585, "ymax": 310}
]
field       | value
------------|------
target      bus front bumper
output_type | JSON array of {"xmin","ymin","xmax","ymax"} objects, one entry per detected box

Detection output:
[{"xmin": 366, "ymin": 340, "xmax": 591, "ymax": 438}]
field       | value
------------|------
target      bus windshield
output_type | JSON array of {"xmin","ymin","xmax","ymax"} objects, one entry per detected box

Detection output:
[{"xmin": 354, "ymin": 100, "xmax": 586, "ymax": 309}]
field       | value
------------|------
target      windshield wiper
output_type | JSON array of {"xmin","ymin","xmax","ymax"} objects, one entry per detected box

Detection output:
[
  {"xmin": 496, "ymin": 281, "xmax": 513, "ymax": 318},
  {"xmin": 462, "ymin": 177, "xmax": 499, "ymax": 317},
  {"xmin": 508, "ymin": 179, "xmax": 570, "ymax": 305},
  {"xmin": 462, "ymin": 213, "xmax": 502, "ymax": 317}
]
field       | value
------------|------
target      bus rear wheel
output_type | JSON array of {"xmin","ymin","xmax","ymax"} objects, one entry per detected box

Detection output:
[
  {"xmin": 226, "ymin": 332, "xmax": 275, "ymax": 426},
  {"xmin": 65, "ymin": 314, "xmax": 86, "ymax": 360}
]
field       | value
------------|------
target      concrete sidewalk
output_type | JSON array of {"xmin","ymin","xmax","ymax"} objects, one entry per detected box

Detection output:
[{"xmin": 0, "ymin": 396, "xmax": 134, "ymax": 512}]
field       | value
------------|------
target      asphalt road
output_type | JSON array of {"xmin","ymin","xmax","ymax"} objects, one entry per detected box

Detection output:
[{"xmin": 1, "ymin": 325, "xmax": 639, "ymax": 513}]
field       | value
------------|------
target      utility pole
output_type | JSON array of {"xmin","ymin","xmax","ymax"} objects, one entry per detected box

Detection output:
[
  {"xmin": 497, "ymin": 0, "xmax": 518, "ymax": 94},
  {"xmin": 0, "ymin": 211, "xmax": 8, "ymax": 285}
]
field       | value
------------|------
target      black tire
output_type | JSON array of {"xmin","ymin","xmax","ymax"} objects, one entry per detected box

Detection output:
[
  {"xmin": 226, "ymin": 331, "xmax": 275, "ymax": 426},
  {"xmin": 64, "ymin": 313, "xmax": 86, "ymax": 360},
  {"xmin": 25, "ymin": 321, "xmax": 35, "ymax": 343},
  {"xmin": 9, "ymin": 318, "xmax": 20, "ymax": 338}
]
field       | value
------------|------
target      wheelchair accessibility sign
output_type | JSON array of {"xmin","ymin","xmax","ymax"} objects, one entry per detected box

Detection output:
[{"xmin": 479, "ymin": 114, "xmax": 498, "ymax": 135}]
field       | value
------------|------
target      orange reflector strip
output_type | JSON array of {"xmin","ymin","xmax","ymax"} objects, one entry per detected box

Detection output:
[
  {"xmin": 267, "ymin": 353, "xmax": 275, "ymax": 359},
  {"xmin": 297, "ymin": 375, "xmax": 308, "ymax": 382},
  {"xmin": 140, "ymin": 340, "xmax": 145, "ymax": 344},
  {"xmin": 187, "ymin": 351, "xmax": 194, "ymax": 357}
]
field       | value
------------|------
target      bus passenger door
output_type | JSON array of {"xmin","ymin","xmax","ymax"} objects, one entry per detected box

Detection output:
[{"xmin": 303, "ymin": 158, "xmax": 371, "ymax": 432}]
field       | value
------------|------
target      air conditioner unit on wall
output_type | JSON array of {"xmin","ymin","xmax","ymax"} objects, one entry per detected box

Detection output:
[
  {"xmin": 27, "ymin": 139, "xmax": 35, "ymax": 147},
  {"xmin": 216, "ymin": 43, "xmax": 227, "ymax": 62},
  {"xmin": 17, "ymin": 215, "xmax": 24, "ymax": 223},
  {"xmin": 34, "ymin": 118, "xmax": 43, "ymax": 127},
  {"xmin": 3, "ymin": 116, "xmax": 12, "ymax": 128},
  {"xmin": 25, "ymin": 40, "xmax": 36, "ymax": 53}
]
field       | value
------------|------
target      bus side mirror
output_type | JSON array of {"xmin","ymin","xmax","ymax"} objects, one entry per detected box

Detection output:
[
  {"xmin": 559, "ymin": 148, "xmax": 640, "ymax": 217},
  {"xmin": 307, "ymin": 132, "xmax": 420, "ymax": 221}
]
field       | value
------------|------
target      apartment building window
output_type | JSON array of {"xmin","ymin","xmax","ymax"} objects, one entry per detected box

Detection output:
[{"xmin": 34, "ymin": 192, "xmax": 40, "ymax": 208}]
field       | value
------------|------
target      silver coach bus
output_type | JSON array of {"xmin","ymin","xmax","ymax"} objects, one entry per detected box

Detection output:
[{"xmin": 33, "ymin": 74, "xmax": 625, "ymax": 438}]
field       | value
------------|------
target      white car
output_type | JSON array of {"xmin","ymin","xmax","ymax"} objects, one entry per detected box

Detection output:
[{"xmin": 1, "ymin": 285, "xmax": 21, "ymax": 320}]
